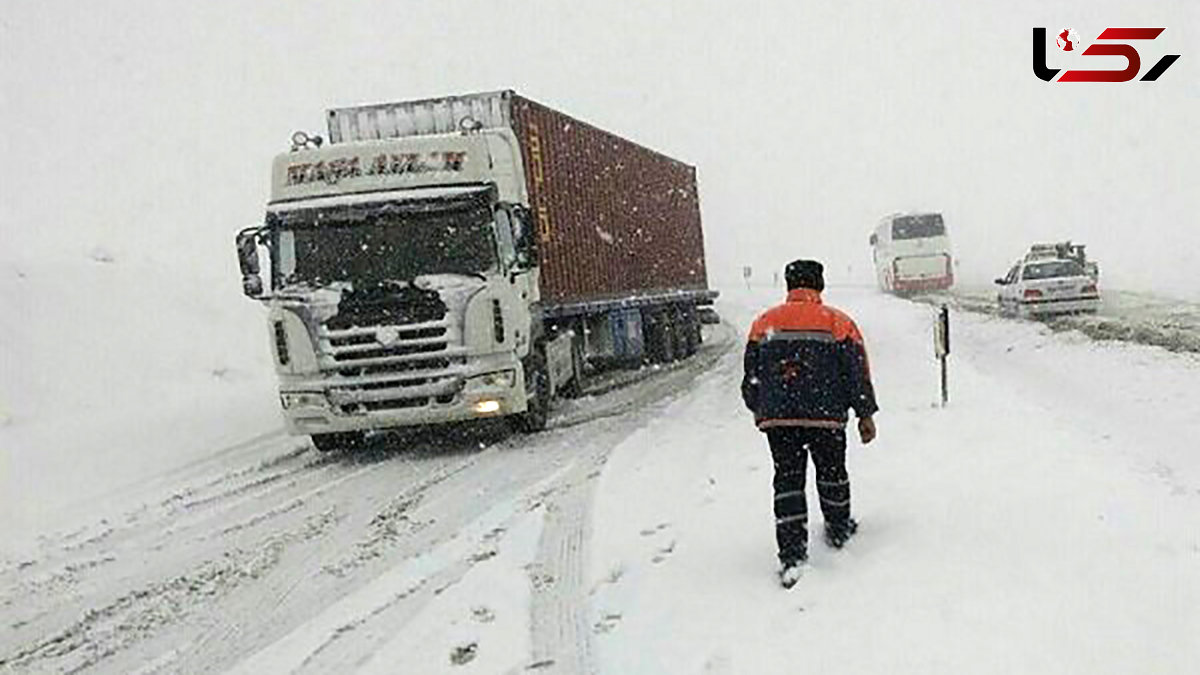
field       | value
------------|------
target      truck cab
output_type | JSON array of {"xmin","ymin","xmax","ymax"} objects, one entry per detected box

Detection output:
[{"xmin": 238, "ymin": 116, "xmax": 561, "ymax": 450}]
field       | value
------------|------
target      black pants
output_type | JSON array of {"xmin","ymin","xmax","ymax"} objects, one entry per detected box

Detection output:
[{"xmin": 766, "ymin": 427, "xmax": 851, "ymax": 564}]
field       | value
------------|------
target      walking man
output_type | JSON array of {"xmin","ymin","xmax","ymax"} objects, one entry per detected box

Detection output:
[{"xmin": 741, "ymin": 259, "xmax": 878, "ymax": 588}]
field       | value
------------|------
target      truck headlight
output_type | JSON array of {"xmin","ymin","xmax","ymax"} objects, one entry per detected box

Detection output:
[
  {"xmin": 465, "ymin": 370, "xmax": 516, "ymax": 391},
  {"xmin": 473, "ymin": 400, "xmax": 502, "ymax": 414},
  {"xmin": 281, "ymin": 392, "xmax": 328, "ymax": 409}
]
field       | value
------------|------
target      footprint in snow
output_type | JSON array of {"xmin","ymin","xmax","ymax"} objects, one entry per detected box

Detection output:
[
  {"xmin": 651, "ymin": 540, "xmax": 676, "ymax": 564},
  {"xmin": 450, "ymin": 642, "xmax": 478, "ymax": 666},
  {"xmin": 593, "ymin": 612, "xmax": 623, "ymax": 634},
  {"xmin": 639, "ymin": 522, "xmax": 671, "ymax": 537},
  {"xmin": 469, "ymin": 548, "xmax": 498, "ymax": 563}
]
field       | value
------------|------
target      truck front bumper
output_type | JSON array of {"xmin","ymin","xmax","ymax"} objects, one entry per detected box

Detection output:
[{"xmin": 278, "ymin": 356, "xmax": 527, "ymax": 436}]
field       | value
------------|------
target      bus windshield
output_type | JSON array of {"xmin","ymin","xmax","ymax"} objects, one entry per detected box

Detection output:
[{"xmin": 892, "ymin": 214, "xmax": 945, "ymax": 240}]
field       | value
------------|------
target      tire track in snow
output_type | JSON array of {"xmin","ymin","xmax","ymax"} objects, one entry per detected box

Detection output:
[
  {"xmin": 0, "ymin": 436, "xmax": 488, "ymax": 674},
  {"xmin": 528, "ymin": 324, "xmax": 737, "ymax": 675}
]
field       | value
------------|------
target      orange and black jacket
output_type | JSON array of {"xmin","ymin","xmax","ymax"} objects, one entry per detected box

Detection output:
[{"xmin": 741, "ymin": 289, "xmax": 878, "ymax": 430}]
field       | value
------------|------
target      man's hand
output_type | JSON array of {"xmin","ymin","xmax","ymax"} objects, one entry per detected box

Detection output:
[{"xmin": 857, "ymin": 416, "xmax": 877, "ymax": 445}]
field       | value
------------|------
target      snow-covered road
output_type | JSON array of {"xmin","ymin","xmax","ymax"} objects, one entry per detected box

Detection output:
[
  {"xmin": 0, "ymin": 321, "xmax": 735, "ymax": 674},
  {"xmin": 3, "ymin": 286, "xmax": 1198, "ymax": 674}
]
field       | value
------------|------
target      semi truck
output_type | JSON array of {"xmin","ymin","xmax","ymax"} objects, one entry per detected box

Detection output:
[{"xmin": 235, "ymin": 91, "xmax": 716, "ymax": 451}]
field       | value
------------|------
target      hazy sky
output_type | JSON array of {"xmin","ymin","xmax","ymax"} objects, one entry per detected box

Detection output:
[{"xmin": 2, "ymin": 0, "xmax": 1196, "ymax": 293}]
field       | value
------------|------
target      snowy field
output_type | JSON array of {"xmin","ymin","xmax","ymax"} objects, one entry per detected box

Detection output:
[
  {"xmin": 930, "ymin": 285, "xmax": 1200, "ymax": 355},
  {"xmin": 3, "ymin": 262, "xmax": 1198, "ymax": 673},
  {"xmin": 0, "ymin": 253, "xmax": 279, "ymax": 549}
]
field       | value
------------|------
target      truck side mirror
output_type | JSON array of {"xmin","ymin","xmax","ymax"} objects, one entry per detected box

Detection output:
[
  {"xmin": 869, "ymin": 234, "xmax": 877, "ymax": 246},
  {"xmin": 994, "ymin": 277, "xmax": 1006, "ymax": 285},
  {"xmin": 236, "ymin": 227, "xmax": 264, "ymax": 298},
  {"xmin": 243, "ymin": 275, "xmax": 264, "ymax": 296}
]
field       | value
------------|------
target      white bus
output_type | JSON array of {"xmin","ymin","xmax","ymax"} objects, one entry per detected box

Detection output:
[{"xmin": 870, "ymin": 212, "xmax": 954, "ymax": 294}]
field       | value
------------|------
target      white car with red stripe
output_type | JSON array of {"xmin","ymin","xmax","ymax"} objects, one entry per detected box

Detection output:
[{"xmin": 995, "ymin": 258, "xmax": 1101, "ymax": 318}]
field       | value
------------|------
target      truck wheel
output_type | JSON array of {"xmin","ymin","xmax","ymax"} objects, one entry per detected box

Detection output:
[
  {"xmin": 682, "ymin": 308, "xmax": 700, "ymax": 356},
  {"xmin": 660, "ymin": 316, "xmax": 678, "ymax": 363},
  {"xmin": 513, "ymin": 349, "xmax": 550, "ymax": 433},
  {"xmin": 311, "ymin": 431, "xmax": 366, "ymax": 453},
  {"xmin": 644, "ymin": 309, "xmax": 681, "ymax": 364},
  {"xmin": 642, "ymin": 311, "xmax": 663, "ymax": 364}
]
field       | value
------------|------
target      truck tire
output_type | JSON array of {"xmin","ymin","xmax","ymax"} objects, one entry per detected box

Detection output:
[
  {"xmin": 680, "ymin": 307, "xmax": 700, "ymax": 357},
  {"xmin": 642, "ymin": 311, "xmax": 662, "ymax": 364},
  {"xmin": 661, "ymin": 318, "xmax": 678, "ymax": 362},
  {"xmin": 513, "ymin": 349, "xmax": 550, "ymax": 432},
  {"xmin": 311, "ymin": 431, "xmax": 366, "ymax": 453}
]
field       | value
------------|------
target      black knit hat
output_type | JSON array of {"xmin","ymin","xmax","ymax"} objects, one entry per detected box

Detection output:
[{"xmin": 785, "ymin": 259, "xmax": 824, "ymax": 291}]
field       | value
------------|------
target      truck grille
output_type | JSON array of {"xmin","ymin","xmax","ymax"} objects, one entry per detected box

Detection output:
[{"xmin": 318, "ymin": 316, "xmax": 466, "ymax": 414}]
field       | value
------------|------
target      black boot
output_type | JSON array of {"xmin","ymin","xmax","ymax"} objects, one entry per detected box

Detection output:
[
  {"xmin": 779, "ymin": 558, "xmax": 807, "ymax": 589},
  {"xmin": 824, "ymin": 518, "xmax": 858, "ymax": 549}
]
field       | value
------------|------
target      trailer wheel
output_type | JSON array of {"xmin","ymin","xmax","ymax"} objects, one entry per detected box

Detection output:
[
  {"xmin": 662, "ymin": 319, "xmax": 678, "ymax": 362},
  {"xmin": 513, "ymin": 348, "xmax": 550, "ymax": 432},
  {"xmin": 311, "ymin": 431, "xmax": 366, "ymax": 453},
  {"xmin": 643, "ymin": 311, "xmax": 661, "ymax": 364},
  {"xmin": 643, "ymin": 309, "xmax": 679, "ymax": 364},
  {"xmin": 681, "ymin": 307, "xmax": 700, "ymax": 356},
  {"xmin": 660, "ymin": 311, "xmax": 681, "ymax": 363}
]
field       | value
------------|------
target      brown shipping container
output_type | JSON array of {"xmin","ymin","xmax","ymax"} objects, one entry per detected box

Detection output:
[
  {"xmin": 507, "ymin": 94, "xmax": 709, "ymax": 307},
  {"xmin": 325, "ymin": 91, "xmax": 710, "ymax": 308}
]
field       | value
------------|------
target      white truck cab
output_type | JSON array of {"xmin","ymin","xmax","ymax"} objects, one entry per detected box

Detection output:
[{"xmin": 238, "ymin": 121, "xmax": 563, "ymax": 450}]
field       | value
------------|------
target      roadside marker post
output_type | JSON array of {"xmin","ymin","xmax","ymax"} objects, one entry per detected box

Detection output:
[{"xmin": 934, "ymin": 305, "xmax": 950, "ymax": 406}]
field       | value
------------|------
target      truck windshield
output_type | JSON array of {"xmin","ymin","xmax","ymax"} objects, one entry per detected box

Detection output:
[
  {"xmin": 892, "ymin": 214, "xmax": 945, "ymax": 240},
  {"xmin": 270, "ymin": 202, "xmax": 497, "ymax": 288}
]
